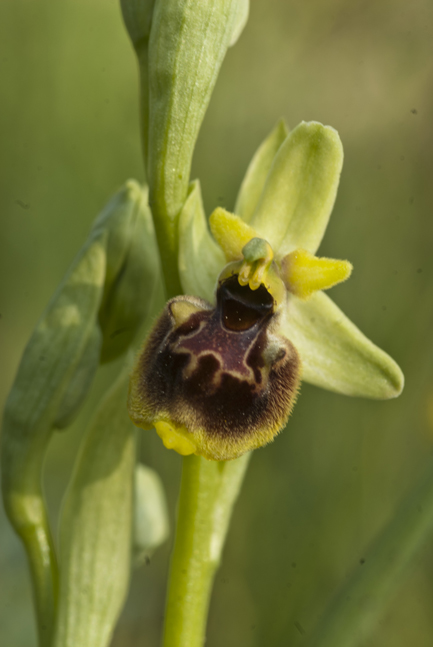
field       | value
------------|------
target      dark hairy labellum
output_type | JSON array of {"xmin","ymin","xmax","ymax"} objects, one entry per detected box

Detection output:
[{"xmin": 128, "ymin": 275, "xmax": 301, "ymax": 460}]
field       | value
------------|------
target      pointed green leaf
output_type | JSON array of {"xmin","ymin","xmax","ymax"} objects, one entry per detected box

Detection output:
[
  {"xmin": 53, "ymin": 370, "xmax": 135, "ymax": 647},
  {"xmin": 282, "ymin": 291, "xmax": 404, "ymax": 399},
  {"xmin": 178, "ymin": 180, "xmax": 225, "ymax": 302},
  {"xmin": 133, "ymin": 464, "xmax": 170, "ymax": 566},
  {"xmin": 251, "ymin": 121, "xmax": 343, "ymax": 257},
  {"xmin": 235, "ymin": 119, "xmax": 288, "ymax": 222}
]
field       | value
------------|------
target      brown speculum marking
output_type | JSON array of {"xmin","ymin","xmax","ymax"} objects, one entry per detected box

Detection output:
[{"xmin": 135, "ymin": 276, "xmax": 300, "ymax": 444}]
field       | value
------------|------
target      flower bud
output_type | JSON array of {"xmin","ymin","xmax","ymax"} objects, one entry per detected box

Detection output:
[
  {"xmin": 1, "ymin": 180, "xmax": 162, "ymax": 641},
  {"xmin": 1, "ymin": 234, "xmax": 107, "ymax": 644}
]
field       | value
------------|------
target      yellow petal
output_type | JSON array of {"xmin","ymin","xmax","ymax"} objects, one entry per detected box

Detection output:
[
  {"xmin": 281, "ymin": 248, "xmax": 352, "ymax": 299},
  {"xmin": 209, "ymin": 207, "xmax": 258, "ymax": 261}
]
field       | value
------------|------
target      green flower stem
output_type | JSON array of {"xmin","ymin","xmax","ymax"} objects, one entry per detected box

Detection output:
[
  {"xmin": 163, "ymin": 452, "xmax": 250, "ymax": 647},
  {"xmin": 307, "ymin": 456, "xmax": 433, "ymax": 647}
]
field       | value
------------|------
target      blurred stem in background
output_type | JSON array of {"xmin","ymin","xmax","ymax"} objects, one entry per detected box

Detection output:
[{"xmin": 307, "ymin": 455, "xmax": 433, "ymax": 647}]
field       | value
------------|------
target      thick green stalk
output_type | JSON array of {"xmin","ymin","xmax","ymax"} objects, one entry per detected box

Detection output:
[
  {"xmin": 162, "ymin": 453, "xmax": 250, "ymax": 647},
  {"xmin": 307, "ymin": 456, "xmax": 433, "ymax": 647}
]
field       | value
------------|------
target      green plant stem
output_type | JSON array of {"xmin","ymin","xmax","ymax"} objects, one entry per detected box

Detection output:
[
  {"xmin": 162, "ymin": 452, "xmax": 250, "ymax": 647},
  {"xmin": 307, "ymin": 456, "xmax": 433, "ymax": 647}
]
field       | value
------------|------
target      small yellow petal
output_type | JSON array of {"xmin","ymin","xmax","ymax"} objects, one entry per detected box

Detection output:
[
  {"xmin": 281, "ymin": 248, "xmax": 352, "ymax": 299},
  {"xmin": 209, "ymin": 207, "xmax": 258, "ymax": 261},
  {"xmin": 154, "ymin": 421, "xmax": 197, "ymax": 456}
]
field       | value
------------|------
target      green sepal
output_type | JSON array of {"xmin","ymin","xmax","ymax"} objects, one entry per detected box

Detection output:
[
  {"xmin": 133, "ymin": 464, "xmax": 170, "ymax": 567},
  {"xmin": 53, "ymin": 370, "xmax": 135, "ymax": 647},
  {"xmin": 178, "ymin": 180, "xmax": 225, "ymax": 302},
  {"xmin": 282, "ymin": 291, "xmax": 404, "ymax": 399},
  {"xmin": 235, "ymin": 119, "xmax": 289, "ymax": 222},
  {"xmin": 147, "ymin": 0, "xmax": 249, "ymax": 265},
  {"xmin": 99, "ymin": 185, "xmax": 163, "ymax": 363},
  {"xmin": 251, "ymin": 121, "xmax": 343, "ymax": 257}
]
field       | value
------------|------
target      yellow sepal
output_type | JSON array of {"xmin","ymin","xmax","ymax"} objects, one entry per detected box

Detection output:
[
  {"xmin": 209, "ymin": 207, "xmax": 258, "ymax": 261},
  {"xmin": 281, "ymin": 248, "xmax": 352, "ymax": 299},
  {"xmin": 154, "ymin": 421, "xmax": 197, "ymax": 456}
]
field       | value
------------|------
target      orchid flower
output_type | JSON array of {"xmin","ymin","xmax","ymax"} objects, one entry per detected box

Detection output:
[{"xmin": 128, "ymin": 120, "xmax": 404, "ymax": 461}]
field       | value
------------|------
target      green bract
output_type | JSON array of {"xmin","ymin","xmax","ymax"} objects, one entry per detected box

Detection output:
[
  {"xmin": 53, "ymin": 370, "xmax": 136, "ymax": 647},
  {"xmin": 1, "ymin": 180, "xmax": 162, "ymax": 644},
  {"xmin": 122, "ymin": 0, "xmax": 249, "ymax": 295},
  {"xmin": 177, "ymin": 120, "xmax": 404, "ymax": 400}
]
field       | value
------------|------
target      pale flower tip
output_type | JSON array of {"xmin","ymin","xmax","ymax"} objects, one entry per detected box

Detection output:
[
  {"xmin": 384, "ymin": 361, "xmax": 405, "ymax": 399},
  {"xmin": 281, "ymin": 249, "xmax": 352, "ymax": 299}
]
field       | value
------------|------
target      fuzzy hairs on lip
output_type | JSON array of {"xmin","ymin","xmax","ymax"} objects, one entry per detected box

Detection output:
[{"xmin": 128, "ymin": 275, "xmax": 301, "ymax": 461}]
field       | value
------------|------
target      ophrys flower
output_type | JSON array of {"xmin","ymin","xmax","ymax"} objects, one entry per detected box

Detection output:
[{"xmin": 128, "ymin": 121, "xmax": 404, "ymax": 460}]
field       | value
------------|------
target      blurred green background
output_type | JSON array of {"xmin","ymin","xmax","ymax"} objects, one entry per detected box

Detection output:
[{"xmin": 1, "ymin": 0, "xmax": 433, "ymax": 645}]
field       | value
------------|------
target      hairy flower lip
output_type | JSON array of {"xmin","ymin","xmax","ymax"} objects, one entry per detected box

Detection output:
[
  {"xmin": 128, "ymin": 273, "xmax": 301, "ymax": 461},
  {"xmin": 130, "ymin": 121, "xmax": 404, "ymax": 461}
]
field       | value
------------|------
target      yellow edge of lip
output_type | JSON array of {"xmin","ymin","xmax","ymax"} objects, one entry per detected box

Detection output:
[{"xmin": 154, "ymin": 420, "xmax": 197, "ymax": 456}]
